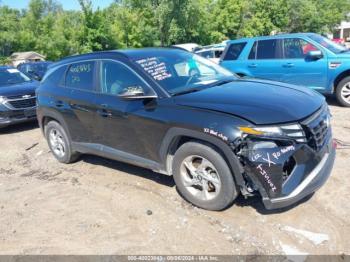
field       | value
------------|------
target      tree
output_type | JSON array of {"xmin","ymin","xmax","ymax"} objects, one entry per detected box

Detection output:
[
  {"xmin": 78, "ymin": 0, "xmax": 117, "ymax": 52},
  {"xmin": 285, "ymin": 0, "xmax": 350, "ymax": 34},
  {"xmin": 0, "ymin": 6, "xmax": 20, "ymax": 56},
  {"xmin": 0, "ymin": 0, "xmax": 349, "ymax": 64}
]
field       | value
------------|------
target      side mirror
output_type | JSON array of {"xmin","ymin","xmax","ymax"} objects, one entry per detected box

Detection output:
[
  {"xmin": 118, "ymin": 85, "xmax": 157, "ymax": 100},
  {"xmin": 307, "ymin": 50, "xmax": 323, "ymax": 60}
]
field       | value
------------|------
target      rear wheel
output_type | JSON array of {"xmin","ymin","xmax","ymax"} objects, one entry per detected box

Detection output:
[
  {"xmin": 44, "ymin": 121, "xmax": 79, "ymax": 163},
  {"xmin": 172, "ymin": 141, "xmax": 238, "ymax": 211},
  {"xmin": 336, "ymin": 76, "xmax": 350, "ymax": 107}
]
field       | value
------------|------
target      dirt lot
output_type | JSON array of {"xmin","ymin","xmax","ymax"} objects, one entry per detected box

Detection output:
[{"xmin": 0, "ymin": 97, "xmax": 349, "ymax": 255}]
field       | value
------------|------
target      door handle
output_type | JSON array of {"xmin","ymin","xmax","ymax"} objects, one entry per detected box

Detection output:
[
  {"xmin": 69, "ymin": 103, "xmax": 89, "ymax": 112},
  {"xmin": 97, "ymin": 105, "xmax": 112, "ymax": 117},
  {"xmin": 283, "ymin": 63, "xmax": 294, "ymax": 68},
  {"xmin": 55, "ymin": 100, "xmax": 64, "ymax": 108},
  {"xmin": 97, "ymin": 109, "xmax": 112, "ymax": 117},
  {"xmin": 248, "ymin": 63, "xmax": 257, "ymax": 68}
]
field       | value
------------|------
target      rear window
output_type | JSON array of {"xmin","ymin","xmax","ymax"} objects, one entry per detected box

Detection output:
[
  {"xmin": 223, "ymin": 42, "xmax": 246, "ymax": 60},
  {"xmin": 197, "ymin": 50, "xmax": 213, "ymax": 59},
  {"xmin": 65, "ymin": 61, "xmax": 95, "ymax": 91},
  {"xmin": 249, "ymin": 39, "xmax": 282, "ymax": 59},
  {"xmin": 42, "ymin": 65, "xmax": 67, "ymax": 87}
]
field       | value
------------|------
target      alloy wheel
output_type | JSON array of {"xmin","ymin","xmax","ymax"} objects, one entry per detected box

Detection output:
[
  {"xmin": 341, "ymin": 82, "xmax": 350, "ymax": 104},
  {"xmin": 49, "ymin": 128, "xmax": 66, "ymax": 158},
  {"xmin": 179, "ymin": 155, "xmax": 221, "ymax": 201}
]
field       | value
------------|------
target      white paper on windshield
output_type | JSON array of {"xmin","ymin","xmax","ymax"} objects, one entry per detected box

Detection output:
[
  {"xmin": 7, "ymin": 69, "xmax": 19, "ymax": 73},
  {"xmin": 136, "ymin": 57, "xmax": 172, "ymax": 81}
]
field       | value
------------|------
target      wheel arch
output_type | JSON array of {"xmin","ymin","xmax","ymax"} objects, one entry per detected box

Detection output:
[
  {"xmin": 334, "ymin": 69, "xmax": 350, "ymax": 90},
  {"xmin": 39, "ymin": 108, "xmax": 72, "ymax": 140},
  {"xmin": 160, "ymin": 127, "xmax": 245, "ymax": 187}
]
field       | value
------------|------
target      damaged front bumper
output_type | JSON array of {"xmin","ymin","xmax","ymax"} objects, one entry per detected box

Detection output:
[
  {"xmin": 262, "ymin": 141, "xmax": 335, "ymax": 209},
  {"xmin": 240, "ymin": 135, "xmax": 336, "ymax": 210}
]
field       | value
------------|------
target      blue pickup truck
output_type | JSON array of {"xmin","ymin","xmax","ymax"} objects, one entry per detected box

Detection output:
[{"xmin": 220, "ymin": 33, "xmax": 350, "ymax": 107}]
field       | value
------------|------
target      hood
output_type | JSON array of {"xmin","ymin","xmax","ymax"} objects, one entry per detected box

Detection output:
[
  {"xmin": 0, "ymin": 81, "xmax": 39, "ymax": 98},
  {"xmin": 333, "ymin": 51, "xmax": 350, "ymax": 59},
  {"xmin": 174, "ymin": 79, "xmax": 325, "ymax": 125}
]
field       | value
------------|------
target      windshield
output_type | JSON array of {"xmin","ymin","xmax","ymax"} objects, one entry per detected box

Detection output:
[
  {"xmin": 0, "ymin": 68, "xmax": 31, "ymax": 86},
  {"xmin": 28, "ymin": 63, "xmax": 49, "ymax": 74},
  {"xmin": 132, "ymin": 51, "xmax": 236, "ymax": 95},
  {"xmin": 308, "ymin": 34, "xmax": 348, "ymax": 54}
]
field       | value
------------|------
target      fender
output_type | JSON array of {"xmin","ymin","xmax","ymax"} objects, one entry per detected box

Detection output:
[
  {"xmin": 159, "ymin": 127, "xmax": 245, "ymax": 187},
  {"xmin": 37, "ymin": 107, "xmax": 72, "ymax": 140},
  {"xmin": 332, "ymin": 69, "xmax": 350, "ymax": 91}
]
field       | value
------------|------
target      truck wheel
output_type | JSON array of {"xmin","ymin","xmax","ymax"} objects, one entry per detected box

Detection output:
[
  {"xmin": 172, "ymin": 141, "xmax": 238, "ymax": 211},
  {"xmin": 336, "ymin": 76, "xmax": 350, "ymax": 107},
  {"xmin": 44, "ymin": 121, "xmax": 79, "ymax": 163}
]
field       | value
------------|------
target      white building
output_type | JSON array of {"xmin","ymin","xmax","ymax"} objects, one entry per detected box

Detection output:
[
  {"xmin": 334, "ymin": 21, "xmax": 350, "ymax": 42},
  {"xmin": 10, "ymin": 51, "xmax": 46, "ymax": 67}
]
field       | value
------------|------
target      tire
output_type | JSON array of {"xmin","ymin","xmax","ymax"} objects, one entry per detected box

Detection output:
[
  {"xmin": 336, "ymin": 76, "xmax": 350, "ymax": 107},
  {"xmin": 44, "ymin": 121, "xmax": 79, "ymax": 163},
  {"xmin": 172, "ymin": 141, "xmax": 238, "ymax": 211}
]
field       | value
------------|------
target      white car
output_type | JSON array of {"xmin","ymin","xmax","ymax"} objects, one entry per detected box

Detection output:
[
  {"xmin": 195, "ymin": 44, "xmax": 226, "ymax": 63},
  {"xmin": 172, "ymin": 43, "xmax": 200, "ymax": 52}
]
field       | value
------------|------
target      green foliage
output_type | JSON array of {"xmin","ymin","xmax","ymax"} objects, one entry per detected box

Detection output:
[
  {"xmin": 0, "ymin": 0, "xmax": 349, "ymax": 61},
  {"xmin": 0, "ymin": 56, "xmax": 11, "ymax": 65}
]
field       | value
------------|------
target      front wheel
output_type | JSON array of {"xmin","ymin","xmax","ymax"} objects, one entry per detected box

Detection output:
[
  {"xmin": 44, "ymin": 121, "xmax": 79, "ymax": 163},
  {"xmin": 336, "ymin": 76, "xmax": 350, "ymax": 107},
  {"xmin": 172, "ymin": 141, "xmax": 238, "ymax": 211}
]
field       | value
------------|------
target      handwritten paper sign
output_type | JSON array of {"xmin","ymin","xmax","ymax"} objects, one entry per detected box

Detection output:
[
  {"xmin": 69, "ymin": 63, "xmax": 91, "ymax": 73},
  {"xmin": 136, "ymin": 57, "xmax": 172, "ymax": 81}
]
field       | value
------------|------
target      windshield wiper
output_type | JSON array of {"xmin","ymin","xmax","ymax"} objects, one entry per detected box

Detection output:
[
  {"xmin": 5, "ymin": 81, "xmax": 23, "ymax": 85},
  {"xmin": 208, "ymin": 78, "xmax": 236, "ymax": 87},
  {"xmin": 172, "ymin": 87, "xmax": 204, "ymax": 96}
]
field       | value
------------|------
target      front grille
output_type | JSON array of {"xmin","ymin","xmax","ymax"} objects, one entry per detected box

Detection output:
[
  {"xmin": 7, "ymin": 97, "xmax": 36, "ymax": 109},
  {"xmin": 7, "ymin": 93, "xmax": 35, "ymax": 100},
  {"xmin": 302, "ymin": 104, "xmax": 330, "ymax": 151}
]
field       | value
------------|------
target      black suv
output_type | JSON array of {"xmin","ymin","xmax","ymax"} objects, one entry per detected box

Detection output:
[
  {"xmin": 37, "ymin": 49, "xmax": 336, "ymax": 211},
  {"xmin": 0, "ymin": 66, "xmax": 39, "ymax": 128}
]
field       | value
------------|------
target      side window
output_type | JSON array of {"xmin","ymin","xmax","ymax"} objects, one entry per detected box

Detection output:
[
  {"xmin": 42, "ymin": 65, "xmax": 67, "ymax": 87},
  {"xmin": 248, "ymin": 41, "xmax": 257, "ymax": 59},
  {"xmin": 283, "ymin": 38, "xmax": 319, "ymax": 59},
  {"xmin": 302, "ymin": 41, "xmax": 319, "ymax": 55},
  {"xmin": 99, "ymin": 60, "xmax": 150, "ymax": 96},
  {"xmin": 223, "ymin": 42, "xmax": 247, "ymax": 60},
  {"xmin": 65, "ymin": 61, "xmax": 95, "ymax": 91},
  {"xmin": 214, "ymin": 50, "xmax": 223, "ymax": 58},
  {"xmin": 254, "ymin": 39, "xmax": 283, "ymax": 59},
  {"xmin": 198, "ymin": 51, "xmax": 213, "ymax": 59}
]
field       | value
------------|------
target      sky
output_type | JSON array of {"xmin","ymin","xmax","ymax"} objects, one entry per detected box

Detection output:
[{"xmin": 0, "ymin": 0, "xmax": 115, "ymax": 10}]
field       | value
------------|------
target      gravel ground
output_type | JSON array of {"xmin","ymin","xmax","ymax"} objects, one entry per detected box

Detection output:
[{"xmin": 0, "ymin": 97, "xmax": 349, "ymax": 255}]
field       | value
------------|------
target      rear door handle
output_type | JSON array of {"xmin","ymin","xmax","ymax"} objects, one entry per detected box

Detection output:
[
  {"xmin": 97, "ymin": 109, "xmax": 112, "ymax": 117},
  {"xmin": 55, "ymin": 100, "xmax": 64, "ymax": 108},
  {"xmin": 97, "ymin": 104, "xmax": 112, "ymax": 117},
  {"xmin": 248, "ymin": 63, "xmax": 257, "ymax": 68},
  {"xmin": 69, "ymin": 102, "xmax": 89, "ymax": 112},
  {"xmin": 283, "ymin": 63, "xmax": 294, "ymax": 68}
]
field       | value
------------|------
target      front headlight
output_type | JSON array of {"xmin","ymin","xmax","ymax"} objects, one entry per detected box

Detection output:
[{"xmin": 239, "ymin": 124, "xmax": 306, "ymax": 142}]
